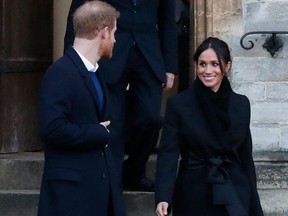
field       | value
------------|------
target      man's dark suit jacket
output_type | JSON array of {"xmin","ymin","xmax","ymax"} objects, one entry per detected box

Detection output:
[
  {"xmin": 37, "ymin": 47, "xmax": 126, "ymax": 216},
  {"xmin": 64, "ymin": 0, "xmax": 178, "ymax": 84}
]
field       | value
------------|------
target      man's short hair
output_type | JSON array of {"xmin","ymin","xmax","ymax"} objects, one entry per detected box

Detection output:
[{"xmin": 73, "ymin": 0, "xmax": 120, "ymax": 40}]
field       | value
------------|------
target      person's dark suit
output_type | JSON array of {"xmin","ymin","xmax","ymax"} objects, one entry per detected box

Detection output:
[
  {"xmin": 155, "ymin": 81, "xmax": 263, "ymax": 215},
  {"xmin": 64, "ymin": 0, "xmax": 178, "ymax": 190},
  {"xmin": 37, "ymin": 47, "xmax": 126, "ymax": 216}
]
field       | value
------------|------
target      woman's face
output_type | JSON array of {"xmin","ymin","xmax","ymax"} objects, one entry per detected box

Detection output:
[{"xmin": 196, "ymin": 48, "xmax": 230, "ymax": 92}]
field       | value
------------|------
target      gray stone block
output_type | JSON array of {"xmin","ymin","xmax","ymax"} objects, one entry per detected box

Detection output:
[
  {"xmin": 281, "ymin": 125, "xmax": 288, "ymax": 149},
  {"xmin": 233, "ymin": 57, "xmax": 288, "ymax": 82},
  {"xmin": 250, "ymin": 124, "xmax": 280, "ymax": 151},
  {"xmin": 259, "ymin": 189, "xmax": 288, "ymax": 216},
  {"xmin": 256, "ymin": 162, "xmax": 288, "ymax": 189},
  {"xmin": 0, "ymin": 190, "xmax": 39, "ymax": 216},
  {"xmin": 251, "ymin": 101, "xmax": 288, "ymax": 124},
  {"xmin": 0, "ymin": 152, "xmax": 44, "ymax": 190},
  {"xmin": 124, "ymin": 191, "xmax": 154, "ymax": 216},
  {"xmin": 244, "ymin": 0, "xmax": 288, "ymax": 32},
  {"xmin": 266, "ymin": 82, "xmax": 288, "ymax": 101},
  {"xmin": 232, "ymin": 81, "xmax": 266, "ymax": 102}
]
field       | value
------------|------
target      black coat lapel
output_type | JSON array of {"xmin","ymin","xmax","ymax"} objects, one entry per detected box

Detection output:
[{"xmin": 66, "ymin": 47, "xmax": 104, "ymax": 119}]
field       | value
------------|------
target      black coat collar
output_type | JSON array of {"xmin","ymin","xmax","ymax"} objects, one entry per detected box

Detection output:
[{"xmin": 193, "ymin": 76, "xmax": 232, "ymax": 150}]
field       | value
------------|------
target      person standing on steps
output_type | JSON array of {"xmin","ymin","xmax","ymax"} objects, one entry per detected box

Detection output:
[
  {"xmin": 37, "ymin": 1, "xmax": 126, "ymax": 216},
  {"xmin": 155, "ymin": 37, "xmax": 264, "ymax": 216},
  {"xmin": 176, "ymin": 0, "xmax": 190, "ymax": 92},
  {"xmin": 64, "ymin": 0, "xmax": 178, "ymax": 192}
]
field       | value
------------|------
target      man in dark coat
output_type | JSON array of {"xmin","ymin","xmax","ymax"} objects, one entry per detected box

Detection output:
[
  {"xmin": 64, "ymin": 0, "xmax": 178, "ymax": 191},
  {"xmin": 37, "ymin": 2, "xmax": 126, "ymax": 216},
  {"xmin": 176, "ymin": 0, "xmax": 190, "ymax": 92}
]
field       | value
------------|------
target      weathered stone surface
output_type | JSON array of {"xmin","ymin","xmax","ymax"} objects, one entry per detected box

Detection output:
[
  {"xmin": 0, "ymin": 190, "xmax": 39, "ymax": 216},
  {"xmin": 0, "ymin": 152, "xmax": 288, "ymax": 215},
  {"xmin": 260, "ymin": 189, "xmax": 288, "ymax": 216},
  {"xmin": 0, "ymin": 189, "xmax": 287, "ymax": 216},
  {"xmin": 281, "ymin": 125, "xmax": 288, "ymax": 149},
  {"xmin": 232, "ymin": 81, "xmax": 266, "ymax": 102},
  {"xmin": 124, "ymin": 191, "xmax": 154, "ymax": 216},
  {"xmin": 232, "ymin": 57, "xmax": 288, "ymax": 82},
  {"xmin": 266, "ymin": 82, "xmax": 288, "ymax": 101},
  {"xmin": 251, "ymin": 125, "xmax": 280, "ymax": 151},
  {"xmin": 0, "ymin": 152, "xmax": 44, "ymax": 190},
  {"xmin": 244, "ymin": 0, "xmax": 288, "ymax": 32},
  {"xmin": 256, "ymin": 162, "xmax": 288, "ymax": 189},
  {"xmin": 3, "ymin": 152, "xmax": 287, "ymax": 190},
  {"xmin": 251, "ymin": 102, "xmax": 288, "ymax": 124}
]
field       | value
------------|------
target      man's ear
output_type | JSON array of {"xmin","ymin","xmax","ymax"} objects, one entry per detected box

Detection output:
[{"xmin": 99, "ymin": 27, "xmax": 109, "ymax": 39}]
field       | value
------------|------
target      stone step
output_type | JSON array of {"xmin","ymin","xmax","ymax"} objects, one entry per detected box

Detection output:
[
  {"xmin": 0, "ymin": 190, "xmax": 39, "ymax": 216},
  {"xmin": 1, "ymin": 152, "xmax": 288, "ymax": 190},
  {"xmin": 0, "ymin": 152, "xmax": 43, "ymax": 190},
  {"xmin": 0, "ymin": 189, "xmax": 287, "ymax": 216}
]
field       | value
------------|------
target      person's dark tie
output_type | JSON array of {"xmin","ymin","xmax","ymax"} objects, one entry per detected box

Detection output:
[
  {"xmin": 132, "ymin": 0, "xmax": 137, "ymax": 4},
  {"xmin": 88, "ymin": 71, "xmax": 104, "ymax": 112}
]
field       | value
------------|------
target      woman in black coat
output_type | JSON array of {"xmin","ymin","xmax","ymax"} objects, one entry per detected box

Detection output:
[{"xmin": 155, "ymin": 37, "xmax": 264, "ymax": 216}]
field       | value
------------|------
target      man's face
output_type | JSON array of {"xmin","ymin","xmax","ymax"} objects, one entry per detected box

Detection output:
[{"xmin": 101, "ymin": 20, "xmax": 117, "ymax": 58}]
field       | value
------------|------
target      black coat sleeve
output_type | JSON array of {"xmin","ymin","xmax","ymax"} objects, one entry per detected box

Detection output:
[
  {"xmin": 158, "ymin": 0, "xmax": 178, "ymax": 73},
  {"xmin": 155, "ymin": 98, "xmax": 180, "ymax": 210},
  {"xmin": 238, "ymin": 97, "xmax": 264, "ymax": 216}
]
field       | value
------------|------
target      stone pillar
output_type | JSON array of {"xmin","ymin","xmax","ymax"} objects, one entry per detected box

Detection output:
[
  {"xmin": 192, "ymin": 0, "xmax": 213, "ymax": 49},
  {"xmin": 190, "ymin": 0, "xmax": 213, "ymax": 77},
  {"xmin": 0, "ymin": 0, "xmax": 53, "ymax": 153},
  {"xmin": 191, "ymin": 0, "xmax": 242, "ymax": 76},
  {"xmin": 53, "ymin": 0, "xmax": 71, "ymax": 60}
]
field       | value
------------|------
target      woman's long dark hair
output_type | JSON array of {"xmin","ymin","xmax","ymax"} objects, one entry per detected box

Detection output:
[{"xmin": 193, "ymin": 37, "xmax": 232, "ymax": 75}]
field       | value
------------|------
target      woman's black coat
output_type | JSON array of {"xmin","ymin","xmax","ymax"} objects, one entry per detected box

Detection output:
[{"xmin": 155, "ymin": 82, "xmax": 263, "ymax": 216}]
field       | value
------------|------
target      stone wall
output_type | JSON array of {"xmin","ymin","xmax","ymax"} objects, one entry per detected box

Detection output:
[{"xmin": 234, "ymin": 0, "xmax": 288, "ymax": 152}]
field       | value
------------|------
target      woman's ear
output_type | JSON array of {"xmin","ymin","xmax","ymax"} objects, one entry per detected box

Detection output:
[{"xmin": 225, "ymin": 61, "xmax": 232, "ymax": 73}]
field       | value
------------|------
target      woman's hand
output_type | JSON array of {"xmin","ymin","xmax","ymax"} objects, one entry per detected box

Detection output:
[{"xmin": 155, "ymin": 202, "xmax": 169, "ymax": 216}]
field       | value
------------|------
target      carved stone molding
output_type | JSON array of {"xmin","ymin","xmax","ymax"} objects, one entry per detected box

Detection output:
[
  {"xmin": 190, "ymin": 0, "xmax": 213, "ymax": 78},
  {"xmin": 192, "ymin": 0, "xmax": 213, "ymax": 48},
  {"xmin": 190, "ymin": 0, "xmax": 242, "ymax": 76}
]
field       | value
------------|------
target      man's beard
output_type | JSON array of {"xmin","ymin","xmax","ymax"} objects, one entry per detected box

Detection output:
[{"xmin": 101, "ymin": 44, "xmax": 113, "ymax": 59}]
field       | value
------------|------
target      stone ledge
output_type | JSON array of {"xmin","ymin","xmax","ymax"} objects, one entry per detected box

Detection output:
[
  {"xmin": 256, "ymin": 162, "xmax": 288, "ymax": 189},
  {"xmin": 254, "ymin": 151, "xmax": 288, "ymax": 162},
  {"xmin": 1, "ymin": 152, "xmax": 288, "ymax": 190}
]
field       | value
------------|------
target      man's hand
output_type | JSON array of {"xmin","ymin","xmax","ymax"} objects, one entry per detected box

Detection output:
[
  {"xmin": 155, "ymin": 202, "xmax": 169, "ymax": 216},
  {"xmin": 164, "ymin": 72, "xmax": 175, "ymax": 90},
  {"xmin": 100, "ymin": 120, "xmax": 110, "ymax": 132}
]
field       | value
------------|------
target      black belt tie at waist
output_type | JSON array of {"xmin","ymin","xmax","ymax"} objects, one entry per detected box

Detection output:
[{"xmin": 183, "ymin": 155, "xmax": 248, "ymax": 216}]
